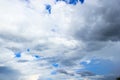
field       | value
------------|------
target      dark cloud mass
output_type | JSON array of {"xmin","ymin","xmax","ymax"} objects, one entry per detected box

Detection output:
[{"xmin": 74, "ymin": 0, "xmax": 120, "ymax": 41}]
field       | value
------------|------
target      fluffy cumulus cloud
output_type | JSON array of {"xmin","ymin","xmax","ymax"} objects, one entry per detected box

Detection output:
[{"xmin": 0, "ymin": 0, "xmax": 120, "ymax": 80}]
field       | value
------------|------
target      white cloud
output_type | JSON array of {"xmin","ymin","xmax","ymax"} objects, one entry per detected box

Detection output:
[{"xmin": 0, "ymin": 0, "xmax": 120, "ymax": 80}]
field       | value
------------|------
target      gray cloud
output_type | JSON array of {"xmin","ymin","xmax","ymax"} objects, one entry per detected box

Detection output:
[
  {"xmin": 84, "ymin": 41, "xmax": 107, "ymax": 51},
  {"xmin": 0, "ymin": 32, "xmax": 31, "ymax": 43},
  {"xmin": 0, "ymin": 66, "xmax": 20, "ymax": 80},
  {"xmin": 57, "ymin": 69, "xmax": 95, "ymax": 77},
  {"xmin": 76, "ymin": 71, "xmax": 95, "ymax": 77},
  {"xmin": 72, "ymin": 0, "xmax": 120, "ymax": 41},
  {"xmin": 57, "ymin": 69, "xmax": 74, "ymax": 76},
  {"xmin": 96, "ymin": 75, "xmax": 117, "ymax": 80}
]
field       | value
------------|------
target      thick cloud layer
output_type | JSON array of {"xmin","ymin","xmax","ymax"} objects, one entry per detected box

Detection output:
[
  {"xmin": 72, "ymin": 0, "xmax": 120, "ymax": 41},
  {"xmin": 0, "ymin": 0, "xmax": 120, "ymax": 80}
]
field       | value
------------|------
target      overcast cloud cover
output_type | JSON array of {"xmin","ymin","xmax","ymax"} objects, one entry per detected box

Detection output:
[{"xmin": 0, "ymin": 0, "xmax": 120, "ymax": 80}]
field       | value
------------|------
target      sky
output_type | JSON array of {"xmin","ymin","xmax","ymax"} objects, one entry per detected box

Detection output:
[{"xmin": 0, "ymin": 0, "xmax": 120, "ymax": 80}]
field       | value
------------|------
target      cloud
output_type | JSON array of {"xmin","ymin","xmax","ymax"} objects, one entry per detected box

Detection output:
[
  {"xmin": 57, "ymin": 69, "xmax": 74, "ymax": 76},
  {"xmin": 0, "ymin": 66, "xmax": 20, "ymax": 80},
  {"xmin": 95, "ymin": 75, "xmax": 117, "ymax": 80},
  {"xmin": 71, "ymin": 0, "xmax": 120, "ymax": 41},
  {"xmin": 0, "ymin": 0, "xmax": 120, "ymax": 80},
  {"xmin": 0, "ymin": 32, "xmax": 31, "ymax": 43},
  {"xmin": 77, "ymin": 71, "xmax": 95, "ymax": 77}
]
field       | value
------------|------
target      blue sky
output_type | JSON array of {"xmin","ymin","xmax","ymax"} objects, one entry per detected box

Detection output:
[
  {"xmin": 0, "ymin": 0, "xmax": 120, "ymax": 80},
  {"xmin": 80, "ymin": 58, "xmax": 113, "ymax": 75}
]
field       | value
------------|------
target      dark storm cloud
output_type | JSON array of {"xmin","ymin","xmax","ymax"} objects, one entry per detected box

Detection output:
[
  {"xmin": 74, "ymin": 0, "xmax": 120, "ymax": 41},
  {"xmin": 0, "ymin": 66, "xmax": 20, "ymax": 80}
]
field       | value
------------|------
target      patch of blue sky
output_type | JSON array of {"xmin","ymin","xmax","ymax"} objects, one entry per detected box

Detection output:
[
  {"xmin": 75, "ymin": 69, "xmax": 81, "ymax": 74},
  {"xmin": 27, "ymin": 48, "xmax": 30, "ymax": 52},
  {"xmin": 55, "ymin": 0, "xmax": 84, "ymax": 5},
  {"xmin": 79, "ymin": 0, "xmax": 84, "ymax": 4},
  {"xmin": 80, "ymin": 59, "xmax": 113, "ymax": 75},
  {"xmin": 14, "ymin": 52, "xmax": 21, "ymax": 58},
  {"xmin": 51, "ymin": 70, "xmax": 57, "ymax": 75},
  {"xmin": 52, "ymin": 63, "xmax": 59, "ymax": 68},
  {"xmin": 68, "ymin": 0, "xmax": 78, "ymax": 5},
  {"xmin": 45, "ymin": 4, "xmax": 51, "ymax": 14},
  {"xmin": 34, "ymin": 55, "xmax": 41, "ymax": 59}
]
